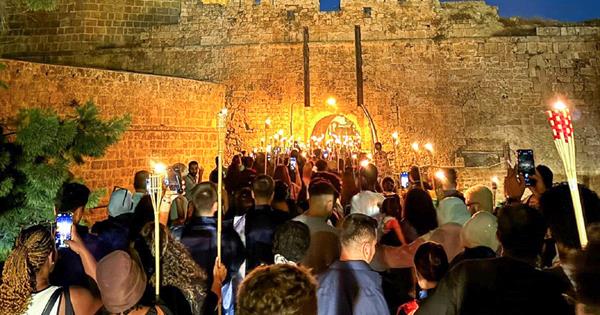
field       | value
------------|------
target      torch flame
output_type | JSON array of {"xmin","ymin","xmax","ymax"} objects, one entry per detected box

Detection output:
[
  {"xmin": 424, "ymin": 143, "xmax": 433, "ymax": 153},
  {"xmin": 151, "ymin": 161, "xmax": 167, "ymax": 174},
  {"xmin": 360, "ymin": 160, "xmax": 369, "ymax": 168},
  {"xmin": 553, "ymin": 100, "xmax": 567, "ymax": 111},
  {"xmin": 265, "ymin": 118, "xmax": 272, "ymax": 126},
  {"xmin": 435, "ymin": 170, "xmax": 446, "ymax": 181},
  {"xmin": 412, "ymin": 142, "xmax": 420, "ymax": 152}
]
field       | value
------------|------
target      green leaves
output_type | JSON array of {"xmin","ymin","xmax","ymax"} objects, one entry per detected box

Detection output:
[
  {"xmin": 23, "ymin": 0, "xmax": 57, "ymax": 11},
  {"xmin": 0, "ymin": 101, "xmax": 129, "ymax": 260}
]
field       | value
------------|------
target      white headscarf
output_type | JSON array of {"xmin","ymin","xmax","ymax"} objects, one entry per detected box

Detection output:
[
  {"xmin": 437, "ymin": 197, "xmax": 470, "ymax": 226},
  {"xmin": 460, "ymin": 211, "xmax": 499, "ymax": 251}
]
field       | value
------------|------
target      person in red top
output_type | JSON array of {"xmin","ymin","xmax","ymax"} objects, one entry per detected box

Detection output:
[{"xmin": 380, "ymin": 196, "xmax": 407, "ymax": 246}]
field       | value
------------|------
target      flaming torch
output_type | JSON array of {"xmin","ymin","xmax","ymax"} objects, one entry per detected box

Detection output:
[
  {"xmin": 217, "ymin": 108, "xmax": 227, "ymax": 261},
  {"xmin": 148, "ymin": 161, "xmax": 166, "ymax": 300},
  {"xmin": 546, "ymin": 99, "xmax": 588, "ymax": 247}
]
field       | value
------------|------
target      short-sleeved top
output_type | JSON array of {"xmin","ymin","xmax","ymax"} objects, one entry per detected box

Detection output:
[
  {"xmin": 350, "ymin": 191, "xmax": 386, "ymax": 217},
  {"xmin": 26, "ymin": 286, "xmax": 61, "ymax": 315}
]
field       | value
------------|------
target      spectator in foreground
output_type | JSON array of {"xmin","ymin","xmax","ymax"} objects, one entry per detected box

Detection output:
[
  {"xmin": 380, "ymin": 196, "xmax": 406, "ymax": 246},
  {"xmin": 293, "ymin": 180, "xmax": 341, "ymax": 274},
  {"xmin": 132, "ymin": 170, "xmax": 149, "ymax": 209},
  {"xmin": 317, "ymin": 213, "xmax": 390, "ymax": 315},
  {"xmin": 398, "ymin": 242, "xmax": 449, "ymax": 315},
  {"xmin": 416, "ymin": 205, "xmax": 571, "ymax": 315},
  {"xmin": 351, "ymin": 163, "xmax": 385, "ymax": 217},
  {"xmin": 237, "ymin": 264, "xmax": 317, "ymax": 315},
  {"xmin": 273, "ymin": 220, "xmax": 311, "ymax": 265},
  {"xmin": 450, "ymin": 211, "xmax": 499, "ymax": 268},
  {"xmin": 0, "ymin": 224, "xmax": 102, "ymax": 314}
]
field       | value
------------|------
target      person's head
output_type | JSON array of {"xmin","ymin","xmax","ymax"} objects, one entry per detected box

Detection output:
[
  {"xmin": 273, "ymin": 221, "xmax": 311, "ymax": 264},
  {"xmin": 497, "ymin": 204, "xmax": 547, "ymax": 262},
  {"xmin": 381, "ymin": 196, "xmax": 402, "ymax": 221},
  {"xmin": 237, "ymin": 264, "xmax": 317, "ymax": 315},
  {"xmin": 315, "ymin": 159, "xmax": 328, "ymax": 172},
  {"xmin": 232, "ymin": 187, "xmax": 254, "ymax": 216},
  {"xmin": 190, "ymin": 182, "xmax": 218, "ymax": 216},
  {"xmin": 273, "ymin": 180, "xmax": 290, "ymax": 203},
  {"xmin": 413, "ymin": 242, "xmax": 449, "ymax": 290},
  {"xmin": 403, "ymin": 188, "xmax": 438, "ymax": 236},
  {"xmin": 574, "ymin": 230, "xmax": 600, "ymax": 315},
  {"xmin": 313, "ymin": 148, "xmax": 323, "ymax": 160},
  {"xmin": 242, "ymin": 156, "xmax": 255, "ymax": 169},
  {"xmin": 465, "ymin": 185, "xmax": 494, "ymax": 214},
  {"xmin": 188, "ymin": 161, "xmax": 199, "ymax": 177},
  {"xmin": 375, "ymin": 142, "xmax": 382, "ymax": 151},
  {"xmin": 461, "ymin": 211, "xmax": 499, "ymax": 251},
  {"xmin": 139, "ymin": 223, "xmax": 207, "ymax": 302},
  {"xmin": 381, "ymin": 177, "xmax": 396, "ymax": 193},
  {"xmin": 0, "ymin": 225, "xmax": 56, "ymax": 314},
  {"xmin": 540, "ymin": 183, "xmax": 600, "ymax": 257},
  {"xmin": 108, "ymin": 187, "xmax": 134, "ymax": 217},
  {"xmin": 359, "ymin": 163, "xmax": 378, "ymax": 191},
  {"xmin": 409, "ymin": 165, "xmax": 421, "ymax": 183},
  {"xmin": 307, "ymin": 180, "xmax": 336, "ymax": 217},
  {"xmin": 56, "ymin": 182, "xmax": 91, "ymax": 225},
  {"xmin": 339, "ymin": 213, "xmax": 378, "ymax": 263},
  {"xmin": 273, "ymin": 165, "xmax": 292, "ymax": 186},
  {"xmin": 437, "ymin": 197, "xmax": 470, "ymax": 226},
  {"xmin": 311, "ymin": 171, "xmax": 341, "ymax": 199},
  {"xmin": 214, "ymin": 156, "xmax": 220, "ymax": 167},
  {"xmin": 444, "ymin": 168, "xmax": 458, "ymax": 189},
  {"xmin": 536, "ymin": 165, "xmax": 553, "ymax": 191},
  {"xmin": 253, "ymin": 175, "xmax": 275, "ymax": 205},
  {"xmin": 133, "ymin": 170, "xmax": 150, "ymax": 193},
  {"xmin": 96, "ymin": 250, "xmax": 147, "ymax": 314}
]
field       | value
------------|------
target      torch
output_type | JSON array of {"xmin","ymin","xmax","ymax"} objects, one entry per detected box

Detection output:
[
  {"xmin": 392, "ymin": 131, "xmax": 399, "ymax": 173},
  {"xmin": 412, "ymin": 142, "xmax": 425, "ymax": 190},
  {"xmin": 264, "ymin": 118, "xmax": 271, "ymax": 174},
  {"xmin": 217, "ymin": 108, "xmax": 227, "ymax": 262},
  {"xmin": 424, "ymin": 142, "xmax": 434, "ymax": 166},
  {"xmin": 546, "ymin": 99, "xmax": 588, "ymax": 247},
  {"xmin": 148, "ymin": 162, "xmax": 166, "ymax": 300}
]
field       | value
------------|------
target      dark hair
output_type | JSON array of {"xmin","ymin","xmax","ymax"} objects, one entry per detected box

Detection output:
[
  {"xmin": 273, "ymin": 165, "xmax": 292, "ymax": 187},
  {"xmin": 273, "ymin": 221, "xmax": 311, "ymax": 262},
  {"xmin": 253, "ymin": 175, "xmax": 275, "ymax": 200},
  {"xmin": 536, "ymin": 165, "xmax": 553, "ymax": 189},
  {"xmin": 445, "ymin": 168, "xmax": 458, "ymax": 185},
  {"xmin": 497, "ymin": 204, "xmax": 547, "ymax": 259},
  {"xmin": 308, "ymin": 180, "xmax": 336, "ymax": 199},
  {"xmin": 190, "ymin": 182, "xmax": 217, "ymax": 213},
  {"xmin": 133, "ymin": 170, "xmax": 149, "ymax": 191},
  {"xmin": 311, "ymin": 171, "xmax": 341, "ymax": 198},
  {"xmin": 188, "ymin": 161, "xmax": 199, "ymax": 169},
  {"xmin": 315, "ymin": 159, "xmax": 328, "ymax": 172},
  {"xmin": 574, "ymin": 228, "xmax": 600, "ymax": 310},
  {"xmin": 414, "ymin": 242, "xmax": 449, "ymax": 282},
  {"xmin": 409, "ymin": 166, "xmax": 421, "ymax": 182},
  {"xmin": 232, "ymin": 187, "xmax": 254, "ymax": 217},
  {"xmin": 237, "ymin": 264, "xmax": 317, "ymax": 315},
  {"xmin": 242, "ymin": 156, "xmax": 254, "ymax": 169},
  {"xmin": 381, "ymin": 196, "xmax": 402, "ymax": 221},
  {"xmin": 359, "ymin": 163, "xmax": 378, "ymax": 191},
  {"xmin": 57, "ymin": 182, "xmax": 90, "ymax": 212},
  {"xmin": 381, "ymin": 177, "xmax": 395, "ymax": 193},
  {"xmin": 403, "ymin": 189, "xmax": 438, "ymax": 236},
  {"xmin": 340, "ymin": 213, "xmax": 378, "ymax": 247},
  {"xmin": 375, "ymin": 142, "xmax": 382, "ymax": 149},
  {"xmin": 540, "ymin": 183, "xmax": 600, "ymax": 250},
  {"xmin": 273, "ymin": 180, "xmax": 290, "ymax": 202}
]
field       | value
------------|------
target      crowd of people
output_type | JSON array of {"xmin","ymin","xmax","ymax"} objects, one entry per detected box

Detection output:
[{"xmin": 0, "ymin": 143, "xmax": 599, "ymax": 315}]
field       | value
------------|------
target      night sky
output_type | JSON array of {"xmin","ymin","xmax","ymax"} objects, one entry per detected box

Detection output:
[{"xmin": 319, "ymin": 0, "xmax": 600, "ymax": 22}]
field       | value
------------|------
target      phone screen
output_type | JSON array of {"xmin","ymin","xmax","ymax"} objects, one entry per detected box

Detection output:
[
  {"xmin": 290, "ymin": 157, "xmax": 297, "ymax": 171},
  {"xmin": 55, "ymin": 213, "xmax": 73, "ymax": 248},
  {"xmin": 165, "ymin": 167, "xmax": 184, "ymax": 194},
  {"xmin": 517, "ymin": 149, "xmax": 535, "ymax": 186},
  {"xmin": 400, "ymin": 172, "xmax": 410, "ymax": 189}
]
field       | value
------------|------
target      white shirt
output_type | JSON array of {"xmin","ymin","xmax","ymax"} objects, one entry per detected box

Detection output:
[
  {"xmin": 26, "ymin": 286, "xmax": 61, "ymax": 315},
  {"xmin": 350, "ymin": 191, "xmax": 385, "ymax": 217}
]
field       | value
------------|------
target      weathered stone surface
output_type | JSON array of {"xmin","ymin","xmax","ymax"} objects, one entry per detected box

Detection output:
[{"xmin": 1, "ymin": 0, "xmax": 599, "ymax": 195}]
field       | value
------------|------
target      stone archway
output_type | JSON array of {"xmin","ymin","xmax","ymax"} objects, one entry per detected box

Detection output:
[{"xmin": 310, "ymin": 115, "xmax": 363, "ymax": 151}]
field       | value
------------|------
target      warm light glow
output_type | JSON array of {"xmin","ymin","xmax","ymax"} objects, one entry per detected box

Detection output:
[
  {"xmin": 424, "ymin": 143, "xmax": 433, "ymax": 153},
  {"xmin": 412, "ymin": 142, "xmax": 420, "ymax": 152},
  {"xmin": 151, "ymin": 161, "xmax": 167, "ymax": 174},
  {"xmin": 220, "ymin": 107, "xmax": 228, "ymax": 115},
  {"xmin": 278, "ymin": 129, "xmax": 284, "ymax": 136},
  {"xmin": 553, "ymin": 100, "xmax": 567, "ymax": 111},
  {"xmin": 266, "ymin": 145, "xmax": 272, "ymax": 152},
  {"xmin": 352, "ymin": 153, "xmax": 358, "ymax": 160},
  {"xmin": 491, "ymin": 176, "xmax": 499, "ymax": 184},
  {"xmin": 326, "ymin": 97, "xmax": 337, "ymax": 106},
  {"xmin": 360, "ymin": 160, "xmax": 369, "ymax": 168},
  {"xmin": 435, "ymin": 170, "xmax": 446, "ymax": 181},
  {"xmin": 392, "ymin": 132, "xmax": 399, "ymax": 140},
  {"xmin": 265, "ymin": 118, "xmax": 272, "ymax": 126},
  {"xmin": 301, "ymin": 151, "xmax": 307, "ymax": 158},
  {"xmin": 367, "ymin": 153, "xmax": 373, "ymax": 160}
]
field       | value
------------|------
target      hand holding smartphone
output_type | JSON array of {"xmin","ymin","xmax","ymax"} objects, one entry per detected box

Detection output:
[
  {"xmin": 400, "ymin": 171, "xmax": 410, "ymax": 189},
  {"xmin": 55, "ymin": 212, "xmax": 73, "ymax": 248},
  {"xmin": 517, "ymin": 149, "xmax": 536, "ymax": 186}
]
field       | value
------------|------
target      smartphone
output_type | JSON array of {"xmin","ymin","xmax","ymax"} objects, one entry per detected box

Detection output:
[
  {"xmin": 267, "ymin": 154, "xmax": 271, "ymax": 162},
  {"xmin": 400, "ymin": 172, "xmax": 410, "ymax": 189},
  {"xmin": 55, "ymin": 212, "xmax": 73, "ymax": 248},
  {"xmin": 323, "ymin": 151, "xmax": 329, "ymax": 159},
  {"xmin": 165, "ymin": 166, "xmax": 184, "ymax": 194},
  {"xmin": 517, "ymin": 149, "xmax": 535, "ymax": 186},
  {"xmin": 290, "ymin": 157, "xmax": 297, "ymax": 171}
]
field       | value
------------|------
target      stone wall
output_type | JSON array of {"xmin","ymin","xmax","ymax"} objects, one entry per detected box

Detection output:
[
  {"xmin": 1, "ymin": 0, "xmax": 600, "ymax": 194},
  {"xmin": 0, "ymin": 59, "xmax": 225, "ymax": 207}
]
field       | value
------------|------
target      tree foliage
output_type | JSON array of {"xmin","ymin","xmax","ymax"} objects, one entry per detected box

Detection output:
[
  {"xmin": 0, "ymin": 101, "xmax": 130, "ymax": 260},
  {"xmin": 23, "ymin": 0, "xmax": 57, "ymax": 11}
]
